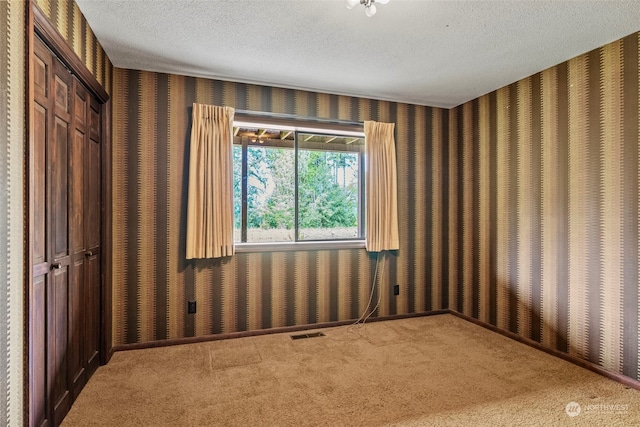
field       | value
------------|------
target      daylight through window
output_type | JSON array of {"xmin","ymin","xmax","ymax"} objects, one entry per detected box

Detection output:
[{"xmin": 233, "ymin": 120, "xmax": 365, "ymax": 245}]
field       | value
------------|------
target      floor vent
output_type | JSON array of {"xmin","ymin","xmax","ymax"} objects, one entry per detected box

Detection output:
[{"xmin": 290, "ymin": 331, "xmax": 326, "ymax": 340}]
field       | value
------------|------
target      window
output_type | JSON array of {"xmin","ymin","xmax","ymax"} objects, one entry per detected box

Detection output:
[{"xmin": 233, "ymin": 119, "xmax": 365, "ymax": 249}]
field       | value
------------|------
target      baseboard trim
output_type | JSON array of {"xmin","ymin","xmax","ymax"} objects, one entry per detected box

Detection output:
[
  {"xmin": 447, "ymin": 309, "xmax": 640, "ymax": 391},
  {"xmin": 112, "ymin": 309, "xmax": 449, "ymax": 352}
]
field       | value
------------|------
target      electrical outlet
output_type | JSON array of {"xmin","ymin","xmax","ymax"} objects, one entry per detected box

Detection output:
[
  {"xmin": 393, "ymin": 284, "xmax": 400, "ymax": 296},
  {"xmin": 188, "ymin": 300, "xmax": 196, "ymax": 314}
]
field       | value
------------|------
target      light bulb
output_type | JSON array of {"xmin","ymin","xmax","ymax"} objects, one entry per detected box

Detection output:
[
  {"xmin": 345, "ymin": 0, "xmax": 359, "ymax": 9},
  {"xmin": 365, "ymin": 3, "xmax": 376, "ymax": 17},
  {"xmin": 376, "ymin": 0, "xmax": 390, "ymax": 4}
]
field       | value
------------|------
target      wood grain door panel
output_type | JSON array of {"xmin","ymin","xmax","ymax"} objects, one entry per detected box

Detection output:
[
  {"xmin": 33, "ymin": 102, "xmax": 47, "ymax": 267},
  {"xmin": 49, "ymin": 267, "xmax": 70, "ymax": 427},
  {"xmin": 51, "ymin": 115, "xmax": 69, "ymax": 262},
  {"xmin": 31, "ymin": 274, "xmax": 48, "ymax": 427},
  {"xmin": 85, "ymin": 252, "xmax": 101, "ymax": 374},
  {"xmin": 32, "ymin": 37, "xmax": 50, "ymax": 272},
  {"xmin": 69, "ymin": 255, "xmax": 85, "ymax": 396}
]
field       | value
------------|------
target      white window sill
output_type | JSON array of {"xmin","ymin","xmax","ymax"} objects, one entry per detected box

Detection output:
[{"xmin": 234, "ymin": 240, "xmax": 366, "ymax": 253}]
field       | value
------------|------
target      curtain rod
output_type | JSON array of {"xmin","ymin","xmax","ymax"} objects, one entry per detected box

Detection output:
[{"xmin": 234, "ymin": 109, "xmax": 363, "ymax": 128}]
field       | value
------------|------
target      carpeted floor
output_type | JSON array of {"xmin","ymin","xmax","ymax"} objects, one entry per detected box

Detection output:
[{"xmin": 62, "ymin": 314, "xmax": 640, "ymax": 426}]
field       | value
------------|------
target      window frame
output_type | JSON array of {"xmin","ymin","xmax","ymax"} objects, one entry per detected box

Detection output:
[{"xmin": 233, "ymin": 115, "xmax": 366, "ymax": 252}]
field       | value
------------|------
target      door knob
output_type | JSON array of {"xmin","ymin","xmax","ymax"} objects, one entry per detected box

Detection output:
[
  {"xmin": 51, "ymin": 262, "xmax": 62, "ymax": 270},
  {"xmin": 85, "ymin": 251, "xmax": 93, "ymax": 257}
]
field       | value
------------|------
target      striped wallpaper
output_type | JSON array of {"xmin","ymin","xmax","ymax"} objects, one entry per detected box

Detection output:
[
  {"xmin": 450, "ymin": 32, "xmax": 640, "ymax": 380},
  {"xmin": 1, "ymin": 0, "xmax": 25, "ymax": 425},
  {"xmin": 34, "ymin": 0, "xmax": 113, "ymax": 95},
  {"xmin": 111, "ymin": 69, "xmax": 450, "ymax": 345}
]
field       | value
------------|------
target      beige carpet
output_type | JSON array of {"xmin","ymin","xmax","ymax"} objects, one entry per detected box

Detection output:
[{"xmin": 62, "ymin": 314, "xmax": 640, "ymax": 426}]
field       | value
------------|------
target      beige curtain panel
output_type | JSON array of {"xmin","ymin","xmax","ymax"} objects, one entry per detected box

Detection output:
[
  {"xmin": 364, "ymin": 120, "xmax": 400, "ymax": 252},
  {"xmin": 186, "ymin": 104, "xmax": 235, "ymax": 259}
]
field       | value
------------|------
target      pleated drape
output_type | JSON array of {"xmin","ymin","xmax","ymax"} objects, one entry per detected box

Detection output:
[
  {"xmin": 186, "ymin": 103, "xmax": 235, "ymax": 259},
  {"xmin": 364, "ymin": 120, "xmax": 400, "ymax": 252}
]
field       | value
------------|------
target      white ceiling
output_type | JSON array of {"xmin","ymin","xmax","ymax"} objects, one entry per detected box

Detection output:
[{"xmin": 76, "ymin": 0, "xmax": 640, "ymax": 109}]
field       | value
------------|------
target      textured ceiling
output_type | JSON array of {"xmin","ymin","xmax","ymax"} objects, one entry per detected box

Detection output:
[{"xmin": 76, "ymin": 0, "xmax": 640, "ymax": 109}]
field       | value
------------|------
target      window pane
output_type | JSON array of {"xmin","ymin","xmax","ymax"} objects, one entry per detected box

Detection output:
[
  {"xmin": 233, "ymin": 145, "xmax": 242, "ymax": 242},
  {"xmin": 234, "ymin": 123, "xmax": 364, "ymax": 245},
  {"xmin": 246, "ymin": 145, "xmax": 295, "ymax": 243},
  {"xmin": 298, "ymin": 133, "xmax": 362, "ymax": 241}
]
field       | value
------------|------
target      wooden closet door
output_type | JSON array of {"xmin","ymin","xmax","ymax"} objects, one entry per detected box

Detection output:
[
  {"xmin": 50, "ymin": 53, "xmax": 74, "ymax": 426},
  {"xmin": 85, "ymin": 95, "xmax": 102, "ymax": 377},
  {"xmin": 69, "ymin": 78, "xmax": 88, "ymax": 399},
  {"xmin": 32, "ymin": 35, "xmax": 75, "ymax": 427},
  {"xmin": 31, "ymin": 33, "xmax": 53, "ymax": 427},
  {"xmin": 68, "ymin": 79, "xmax": 102, "ymax": 400},
  {"xmin": 31, "ymin": 34, "xmax": 102, "ymax": 427}
]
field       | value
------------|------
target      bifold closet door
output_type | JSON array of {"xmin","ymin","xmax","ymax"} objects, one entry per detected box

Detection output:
[
  {"xmin": 68, "ymin": 78, "xmax": 102, "ymax": 401},
  {"xmin": 31, "ymin": 34, "xmax": 102, "ymax": 427},
  {"xmin": 84, "ymin": 94, "xmax": 102, "ymax": 379},
  {"xmin": 32, "ymin": 34, "xmax": 73, "ymax": 427}
]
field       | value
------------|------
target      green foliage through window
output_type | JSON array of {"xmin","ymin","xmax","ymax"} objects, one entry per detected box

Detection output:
[{"xmin": 233, "ymin": 123, "xmax": 364, "ymax": 243}]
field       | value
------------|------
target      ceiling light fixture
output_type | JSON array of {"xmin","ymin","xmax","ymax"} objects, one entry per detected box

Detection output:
[{"xmin": 345, "ymin": 0, "xmax": 389, "ymax": 18}]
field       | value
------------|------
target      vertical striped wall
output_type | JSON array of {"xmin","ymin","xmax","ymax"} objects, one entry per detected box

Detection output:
[
  {"xmin": 0, "ymin": 1, "xmax": 25, "ymax": 425},
  {"xmin": 450, "ymin": 32, "xmax": 640, "ymax": 381},
  {"xmin": 111, "ymin": 69, "xmax": 450, "ymax": 345},
  {"xmin": 34, "ymin": 0, "xmax": 113, "ymax": 95}
]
